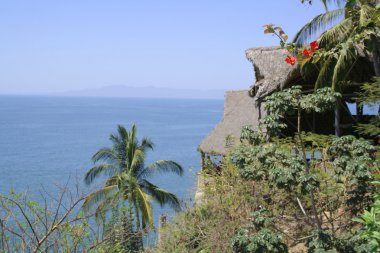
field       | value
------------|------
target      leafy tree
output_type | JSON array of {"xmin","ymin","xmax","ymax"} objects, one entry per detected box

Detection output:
[
  {"xmin": 353, "ymin": 174, "xmax": 380, "ymax": 252},
  {"xmin": 232, "ymin": 86, "xmax": 377, "ymax": 251},
  {"xmin": 83, "ymin": 124, "xmax": 183, "ymax": 232},
  {"xmin": 231, "ymin": 209, "xmax": 288, "ymax": 253},
  {"xmin": 355, "ymin": 77, "xmax": 380, "ymax": 138},
  {"xmin": 0, "ymin": 184, "xmax": 99, "ymax": 253}
]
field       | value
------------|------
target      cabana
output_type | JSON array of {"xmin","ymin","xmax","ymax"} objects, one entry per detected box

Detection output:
[
  {"xmin": 198, "ymin": 46, "xmax": 301, "ymax": 169},
  {"xmin": 198, "ymin": 45, "xmax": 371, "ymax": 170}
]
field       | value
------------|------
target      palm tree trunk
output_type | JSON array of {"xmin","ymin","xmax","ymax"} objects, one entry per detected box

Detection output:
[{"xmin": 133, "ymin": 203, "xmax": 144, "ymax": 250}]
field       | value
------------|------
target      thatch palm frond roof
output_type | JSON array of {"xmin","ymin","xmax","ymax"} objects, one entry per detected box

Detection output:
[
  {"xmin": 199, "ymin": 47, "xmax": 301, "ymax": 156},
  {"xmin": 246, "ymin": 46, "xmax": 301, "ymax": 99},
  {"xmin": 198, "ymin": 90, "xmax": 262, "ymax": 155}
]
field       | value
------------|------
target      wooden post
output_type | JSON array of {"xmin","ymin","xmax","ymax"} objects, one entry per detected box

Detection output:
[
  {"xmin": 356, "ymin": 102, "xmax": 363, "ymax": 122},
  {"xmin": 372, "ymin": 37, "xmax": 380, "ymax": 77},
  {"xmin": 297, "ymin": 108, "xmax": 301, "ymax": 133},
  {"xmin": 334, "ymin": 104, "xmax": 341, "ymax": 137},
  {"xmin": 258, "ymin": 101, "xmax": 262, "ymax": 120}
]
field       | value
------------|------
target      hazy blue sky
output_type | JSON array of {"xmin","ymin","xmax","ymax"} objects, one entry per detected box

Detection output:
[{"xmin": 0, "ymin": 1, "xmax": 328, "ymax": 94}]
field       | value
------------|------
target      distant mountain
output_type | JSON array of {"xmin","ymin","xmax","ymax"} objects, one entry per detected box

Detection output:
[{"xmin": 51, "ymin": 85, "xmax": 226, "ymax": 99}]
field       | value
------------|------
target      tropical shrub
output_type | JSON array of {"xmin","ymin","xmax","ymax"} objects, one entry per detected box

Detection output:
[
  {"xmin": 353, "ymin": 174, "xmax": 380, "ymax": 252},
  {"xmin": 231, "ymin": 209, "xmax": 288, "ymax": 253},
  {"xmin": 153, "ymin": 161, "xmax": 258, "ymax": 253},
  {"xmin": 231, "ymin": 86, "xmax": 378, "ymax": 252}
]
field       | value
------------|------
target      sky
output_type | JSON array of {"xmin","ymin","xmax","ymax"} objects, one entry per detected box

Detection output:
[{"xmin": 0, "ymin": 1, "xmax": 329, "ymax": 95}]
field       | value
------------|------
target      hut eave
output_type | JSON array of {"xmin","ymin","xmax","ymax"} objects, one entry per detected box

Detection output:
[
  {"xmin": 245, "ymin": 46, "xmax": 301, "ymax": 99},
  {"xmin": 198, "ymin": 90, "xmax": 263, "ymax": 156}
]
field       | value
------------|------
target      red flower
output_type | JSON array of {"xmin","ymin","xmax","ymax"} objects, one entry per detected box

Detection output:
[
  {"xmin": 302, "ymin": 48, "xmax": 312, "ymax": 58},
  {"xmin": 310, "ymin": 41, "xmax": 319, "ymax": 52},
  {"xmin": 285, "ymin": 56, "xmax": 296, "ymax": 65},
  {"xmin": 377, "ymin": 139, "xmax": 380, "ymax": 144}
]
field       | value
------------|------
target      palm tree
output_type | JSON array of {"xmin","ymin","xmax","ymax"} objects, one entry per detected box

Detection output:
[
  {"xmin": 83, "ymin": 124, "xmax": 183, "ymax": 230},
  {"xmin": 294, "ymin": 0, "xmax": 346, "ymax": 45},
  {"xmin": 294, "ymin": 0, "xmax": 378, "ymax": 87},
  {"xmin": 294, "ymin": 0, "xmax": 379, "ymax": 135}
]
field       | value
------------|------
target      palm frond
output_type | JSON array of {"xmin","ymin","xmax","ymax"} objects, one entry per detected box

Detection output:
[
  {"xmin": 320, "ymin": 0, "xmax": 344, "ymax": 11},
  {"xmin": 355, "ymin": 116, "xmax": 380, "ymax": 137},
  {"xmin": 84, "ymin": 164, "xmax": 115, "ymax": 185},
  {"xmin": 140, "ymin": 160, "xmax": 184, "ymax": 179},
  {"xmin": 117, "ymin": 125, "xmax": 130, "ymax": 143},
  {"xmin": 94, "ymin": 194, "xmax": 120, "ymax": 221},
  {"xmin": 135, "ymin": 186, "xmax": 153, "ymax": 228},
  {"xmin": 141, "ymin": 137, "xmax": 154, "ymax": 152},
  {"xmin": 130, "ymin": 149, "xmax": 145, "ymax": 174},
  {"xmin": 315, "ymin": 57, "xmax": 336, "ymax": 89},
  {"xmin": 293, "ymin": 8, "xmax": 345, "ymax": 45},
  {"xmin": 91, "ymin": 147, "xmax": 115, "ymax": 163},
  {"xmin": 318, "ymin": 17, "xmax": 352, "ymax": 48},
  {"xmin": 82, "ymin": 185, "xmax": 118, "ymax": 213},
  {"xmin": 105, "ymin": 175, "xmax": 121, "ymax": 186},
  {"xmin": 356, "ymin": 77, "xmax": 380, "ymax": 106},
  {"xmin": 332, "ymin": 44, "xmax": 357, "ymax": 90},
  {"xmin": 141, "ymin": 179, "xmax": 181, "ymax": 211},
  {"xmin": 359, "ymin": 4, "xmax": 375, "ymax": 27}
]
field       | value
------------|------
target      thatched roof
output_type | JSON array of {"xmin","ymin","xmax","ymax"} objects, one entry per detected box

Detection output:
[
  {"xmin": 198, "ymin": 47, "xmax": 303, "ymax": 155},
  {"xmin": 198, "ymin": 90, "xmax": 262, "ymax": 155},
  {"xmin": 246, "ymin": 46, "xmax": 301, "ymax": 99}
]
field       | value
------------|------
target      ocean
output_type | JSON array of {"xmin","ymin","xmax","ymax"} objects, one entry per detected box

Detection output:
[{"xmin": 0, "ymin": 95, "xmax": 223, "ymax": 231}]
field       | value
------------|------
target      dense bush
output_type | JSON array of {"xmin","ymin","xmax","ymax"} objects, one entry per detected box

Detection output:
[
  {"xmin": 153, "ymin": 86, "xmax": 379, "ymax": 253},
  {"xmin": 153, "ymin": 161, "xmax": 258, "ymax": 253}
]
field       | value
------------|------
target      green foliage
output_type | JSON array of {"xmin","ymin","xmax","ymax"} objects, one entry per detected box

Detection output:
[
  {"xmin": 233, "ymin": 144, "xmax": 319, "ymax": 194},
  {"xmin": 260, "ymin": 86, "xmax": 341, "ymax": 137},
  {"xmin": 101, "ymin": 206, "xmax": 142, "ymax": 253},
  {"xmin": 240, "ymin": 126, "xmax": 266, "ymax": 145},
  {"xmin": 231, "ymin": 228, "xmax": 288, "ymax": 253},
  {"xmin": 154, "ymin": 161, "xmax": 258, "ymax": 253},
  {"xmin": 263, "ymin": 24, "xmax": 289, "ymax": 47},
  {"xmin": 355, "ymin": 77, "xmax": 380, "ymax": 138},
  {"xmin": 300, "ymin": 0, "xmax": 379, "ymax": 91},
  {"xmin": 231, "ymin": 208, "xmax": 288, "ymax": 253},
  {"xmin": 230, "ymin": 85, "xmax": 378, "ymax": 252},
  {"xmin": 300, "ymin": 87, "xmax": 341, "ymax": 113},
  {"xmin": 0, "ymin": 188, "xmax": 96, "ymax": 253},
  {"xmin": 353, "ymin": 174, "xmax": 380, "ymax": 252},
  {"xmin": 328, "ymin": 135, "xmax": 376, "ymax": 214},
  {"xmin": 355, "ymin": 116, "xmax": 380, "ymax": 138}
]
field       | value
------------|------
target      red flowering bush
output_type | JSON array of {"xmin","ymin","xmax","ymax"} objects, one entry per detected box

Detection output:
[
  {"xmin": 285, "ymin": 56, "xmax": 296, "ymax": 66},
  {"xmin": 302, "ymin": 48, "xmax": 312, "ymax": 58},
  {"xmin": 262, "ymin": 24, "xmax": 320, "ymax": 66},
  {"xmin": 310, "ymin": 41, "xmax": 319, "ymax": 52}
]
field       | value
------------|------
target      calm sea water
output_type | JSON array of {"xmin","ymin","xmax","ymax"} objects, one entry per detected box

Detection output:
[{"xmin": 0, "ymin": 95, "xmax": 223, "ymax": 226}]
